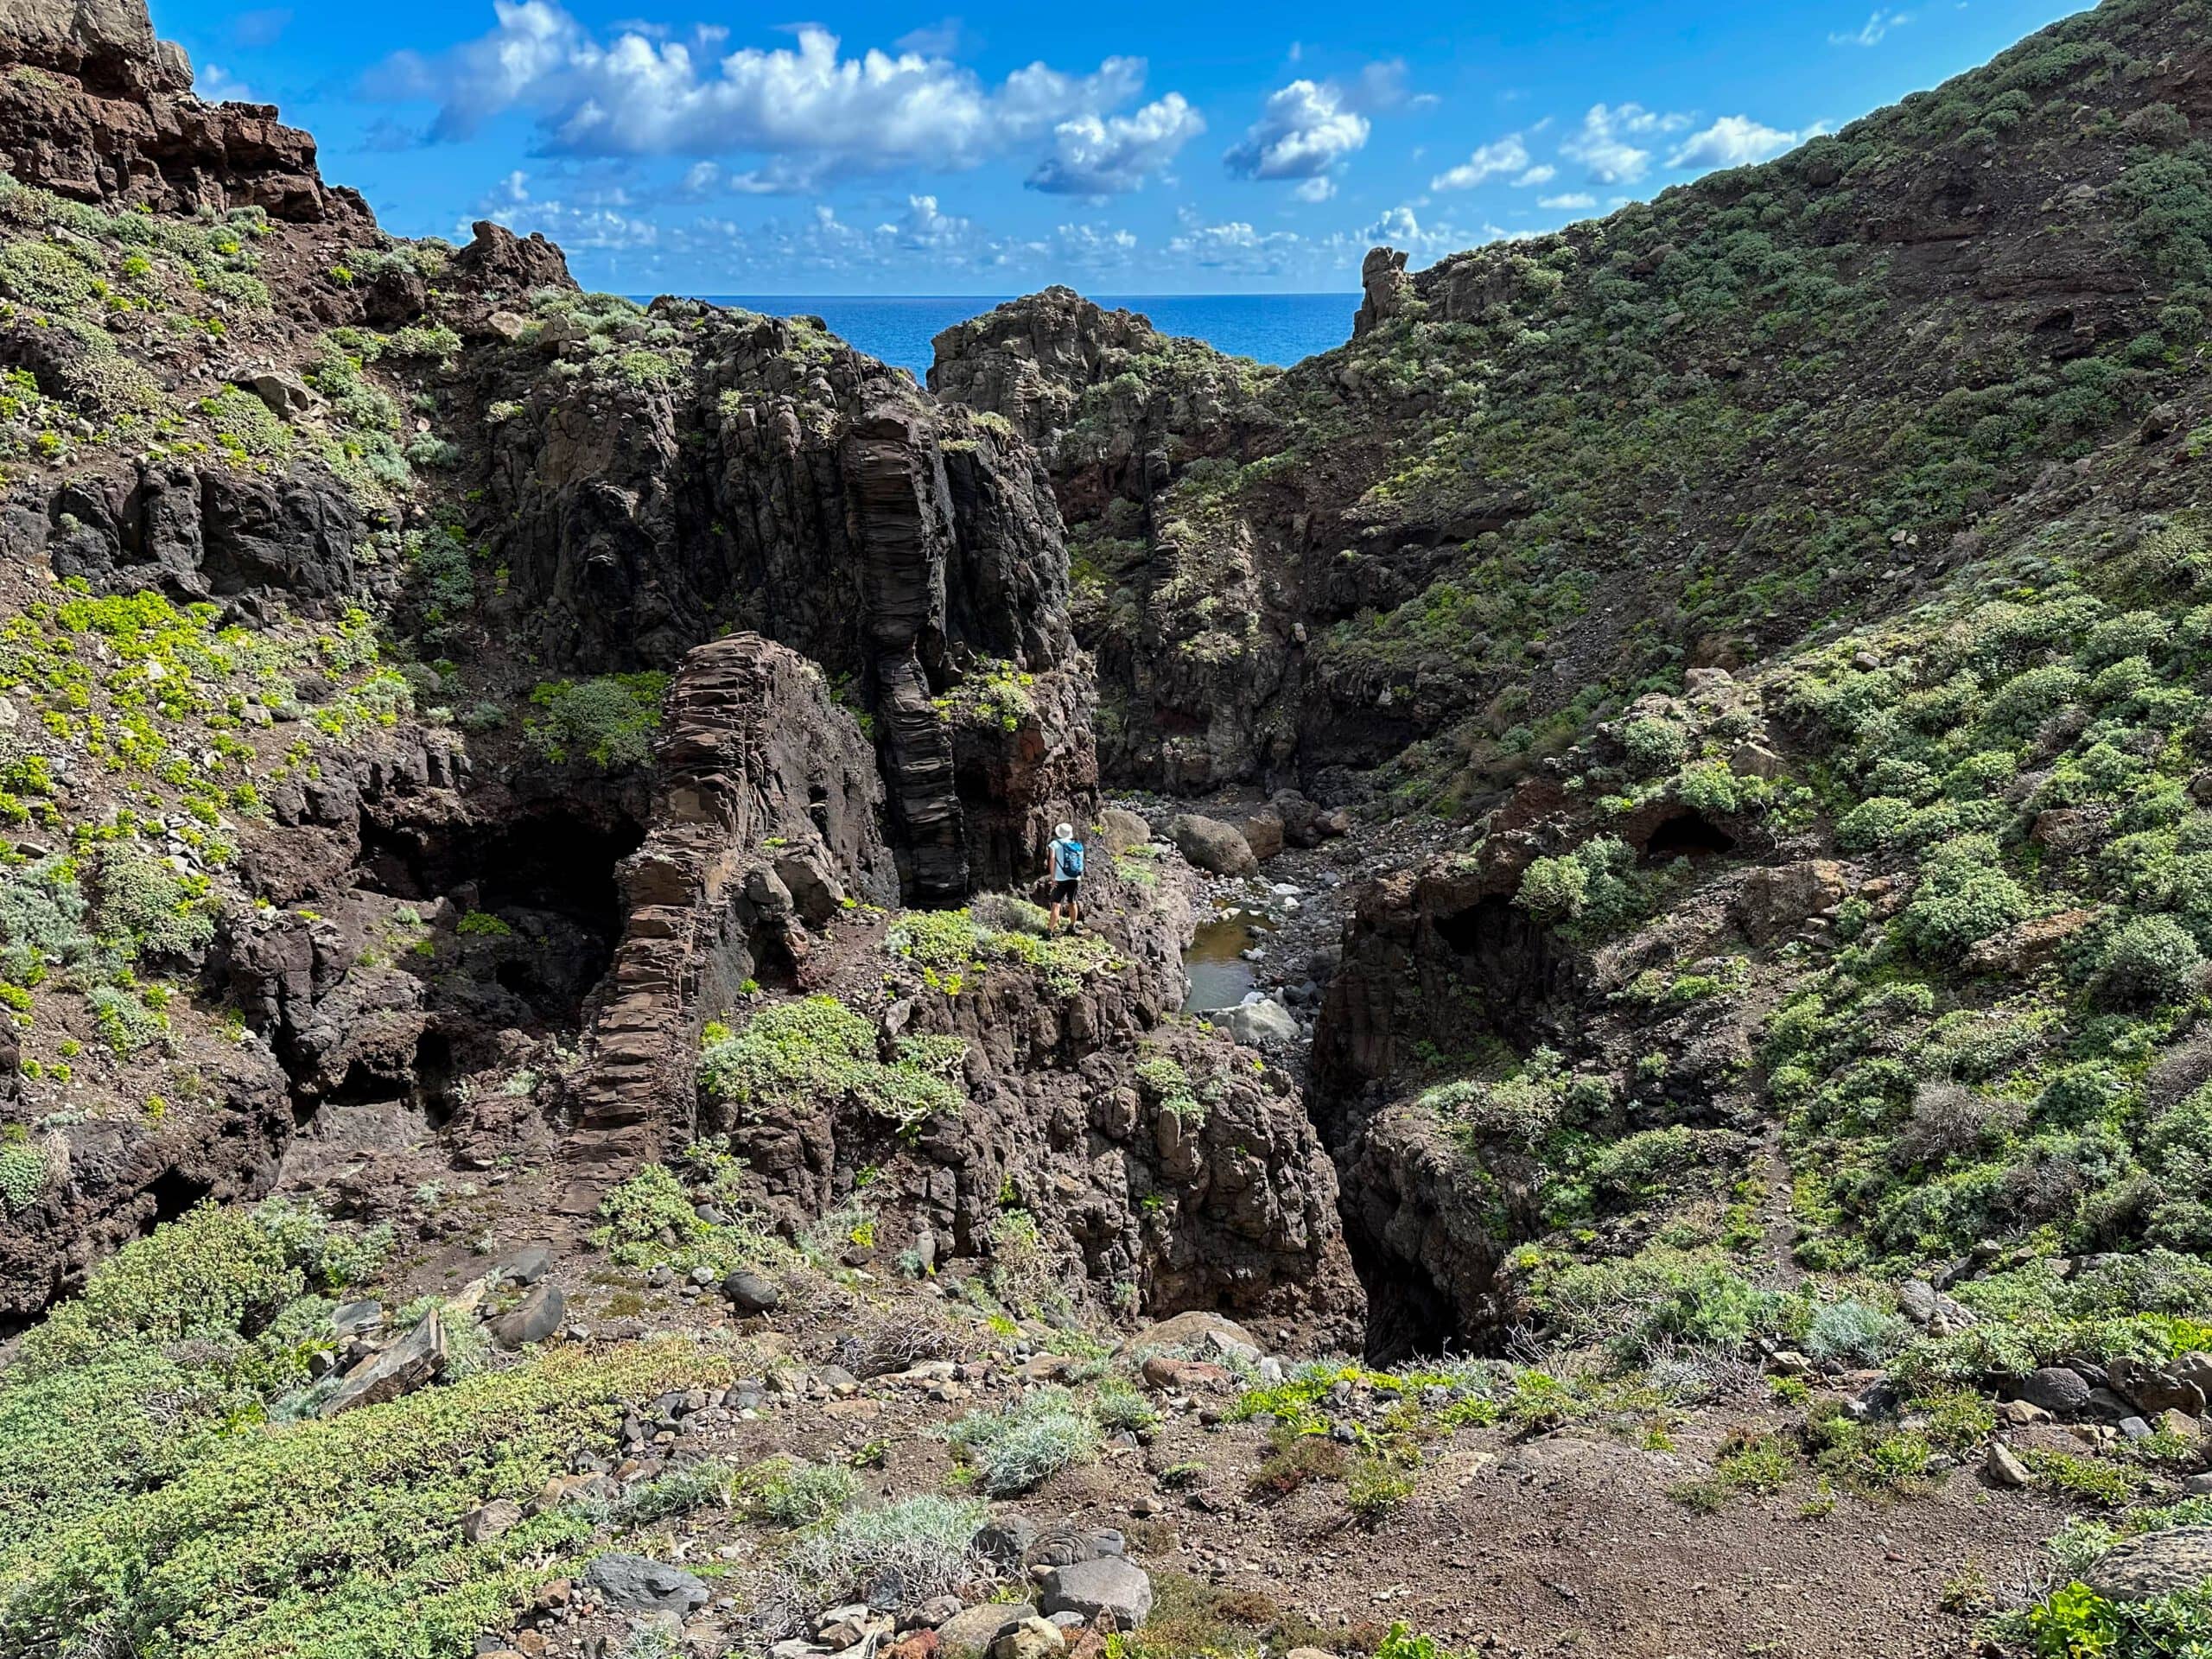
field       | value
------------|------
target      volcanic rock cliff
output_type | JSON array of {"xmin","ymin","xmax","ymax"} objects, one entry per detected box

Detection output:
[{"xmin": 0, "ymin": 0, "xmax": 1359, "ymax": 1339}]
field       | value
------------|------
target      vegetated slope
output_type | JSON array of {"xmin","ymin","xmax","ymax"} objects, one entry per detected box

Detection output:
[
  {"xmin": 13, "ymin": 2, "xmax": 2212, "ymax": 1658},
  {"xmin": 938, "ymin": 0, "xmax": 2212, "ymax": 811}
]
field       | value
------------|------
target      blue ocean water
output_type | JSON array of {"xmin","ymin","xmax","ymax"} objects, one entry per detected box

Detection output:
[{"xmin": 687, "ymin": 293, "xmax": 1357, "ymax": 379}]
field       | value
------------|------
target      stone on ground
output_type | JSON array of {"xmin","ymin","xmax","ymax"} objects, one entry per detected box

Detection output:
[
  {"xmin": 2086, "ymin": 1527, "xmax": 2212, "ymax": 1602},
  {"xmin": 581, "ymin": 1552, "xmax": 709, "ymax": 1614},
  {"xmin": 938, "ymin": 1602, "xmax": 1037, "ymax": 1659},
  {"xmin": 1039, "ymin": 1557, "xmax": 1153, "ymax": 1627}
]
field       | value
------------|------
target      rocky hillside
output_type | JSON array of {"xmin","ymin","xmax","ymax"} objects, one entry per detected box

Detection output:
[
  {"xmin": 9, "ymin": 2, "xmax": 2212, "ymax": 1658},
  {"xmin": 937, "ymin": 0, "xmax": 2212, "ymax": 808}
]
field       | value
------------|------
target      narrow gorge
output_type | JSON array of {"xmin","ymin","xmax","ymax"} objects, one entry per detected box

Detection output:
[{"xmin": 6, "ymin": 2, "xmax": 2212, "ymax": 1656}]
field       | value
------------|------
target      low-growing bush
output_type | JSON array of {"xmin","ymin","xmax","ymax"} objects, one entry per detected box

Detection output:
[
  {"xmin": 746, "ymin": 1457, "xmax": 860, "ymax": 1527},
  {"xmin": 942, "ymin": 1387, "xmax": 1102, "ymax": 1496}
]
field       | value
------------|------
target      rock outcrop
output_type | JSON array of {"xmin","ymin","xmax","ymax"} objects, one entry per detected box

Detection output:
[
  {"xmin": 561, "ymin": 632, "xmax": 897, "ymax": 1196},
  {"xmin": 475, "ymin": 302, "xmax": 1091, "ymax": 904},
  {"xmin": 0, "ymin": 0, "xmax": 344, "ymax": 219}
]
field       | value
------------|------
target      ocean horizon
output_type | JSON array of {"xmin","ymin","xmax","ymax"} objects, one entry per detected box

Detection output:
[{"xmin": 659, "ymin": 293, "xmax": 1360, "ymax": 379}]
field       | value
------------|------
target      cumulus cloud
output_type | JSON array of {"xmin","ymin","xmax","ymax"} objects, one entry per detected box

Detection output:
[
  {"xmin": 1831, "ymin": 9, "xmax": 1910, "ymax": 47},
  {"xmin": 1224, "ymin": 79, "xmax": 1370, "ymax": 181},
  {"xmin": 470, "ymin": 168, "xmax": 663, "ymax": 250},
  {"xmin": 1538, "ymin": 191, "xmax": 1598, "ymax": 210},
  {"xmin": 1352, "ymin": 203, "xmax": 1481, "ymax": 256},
  {"xmin": 1667, "ymin": 115, "xmax": 1810, "ymax": 169},
  {"xmin": 372, "ymin": 3, "xmax": 1171, "ymax": 191},
  {"xmin": 1429, "ymin": 132, "xmax": 1561, "ymax": 193},
  {"xmin": 1560, "ymin": 102, "xmax": 1689, "ymax": 185},
  {"xmin": 1166, "ymin": 214, "xmax": 1306, "ymax": 274},
  {"xmin": 1224, "ymin": 62, "xmax": 1408, "ymax": 195},
  {"xmin": 1027, "ymin": 93, "xmax": 1203, "ymax": 194}
]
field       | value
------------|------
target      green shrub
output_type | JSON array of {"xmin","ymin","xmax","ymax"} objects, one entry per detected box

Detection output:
[
  {"xmin": 745, "ymin": 1457, "xmax": 860, "ymax": 1527},
  {"xmin": 697, "ymin": 998, "xmax": 964, "ymax": 1132},
  {"xmin": 93, "ymin": 844, "xmax": 214, "ymax": 962},
  {"xmin": 1619, "ymin": 716, "xmax": 1689, "ymax": 775},
  {"xmin": 1893, "ymin": 835, "xmax": 2031, "ymax": 962},
  {"xmin": 0, "ymin": 1143, "xmax": 47, "ymax": 1211},
  {"xmin": 942, "ymin": 1387, "xmax": 1102, "ymax": 1496},
  {"xmin": 1344, "ymin": 1452, "xmax": 1417, "ymax": 1522},
  {"xmin": 1804, "ymin": 1299, "xmax": 1910, "ymax": 1365},
  {"xmin": 0, "ymin": 1339, "xmax": 724, "ymax": 1659},
  {"xmin": 524, "ymin": 674, "xmax": 671, "ymax": 768},
  {"xmin": 2094, "ymin": 915, "xmax": 2205, "ymax": 1007},
  {"xmin": 768, "ymin": 1495, "xmax": 985, "ymax": 1625}
]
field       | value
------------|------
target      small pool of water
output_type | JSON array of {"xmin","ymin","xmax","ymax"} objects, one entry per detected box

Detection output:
[{"xmin": 1182, "ymin": 906, "xmax": 1275, "ymax": 1014}]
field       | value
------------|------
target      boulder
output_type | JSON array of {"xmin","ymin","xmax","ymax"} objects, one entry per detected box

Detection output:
[
  {"xmin": 1269, "ymin": 791, "xmax": 1329, "ymax": 849},
  {"xmin": 581, "ymin": 1553, "xmax": 709, "ymax": 1615},
  {"xmin": 724, "ymin": 1269, "xmax": 782, "ymax": 1314},
  {"xmin": 1171, "ymin": 815, "xmax": 1257, "ymax": 878},
  {"xmin": 1217, "ymin": 998, "xmax": 1298, "ymax": 1047},
  {"xmin": 495, "ymin": 1245, "xmax": 554, "ymax": 1286},
  {"xmin": 2110, "ymin": 1355, "xmax": 2209, "ymax": 1419},
  {"xmin": 1962, "ymin": 907, "xmax": 2100, "ymax": 976},
  {"xmin": 1141, "ymin": 1355, "xmax": 1232, "ymax": 1391},
  {"xmin": 463, "ymin": 1498, "xmax": 524, "ymax": 1543},
  {"xmin": 1141, "ymin": 1310, "xmax": 1263, "ymax": 1358},
  {"xmin": 2087, "ymin": 1527, "xmax": 2212, "ymax": 1603},
  {"xmin": 1039, "ymin": 1558, "xmax": 1153, "ymax": 1627},
  {"xmin": 2017, "ymin": 1366, "xmax": 2091, "ymax": 1417},
  {"xmin": 490, "ymin": 1282, "xmax": 565, "ymax": 1348},
  {"xmin": 320, "ymin": 1312, "xmax": 445, "ymax": 1416},
  {"xmin": 235, "ymin": 369, "xmax": 315, "ymax": 418},
  {"xmin": 1024, "ymin": 1525, "xmax": 1125, "ymax": 1569},
  {"xmin": 775, "ymin": 850, "xmax": 847, "ymax": 927},
  {"xmin": 1728, "ymin": 742, "xmax": 1786, "ymax": 780},
  {"xmin": 1985, "ymin": 1442, "xmax": 2030, "ymax": 1488},
  {"xmin": 331, "ymin": 1297, "xmax": 383, "ymax": 1334},
  {"xmin": 938, "ymin": 1603, "xmax": 1037, "ymax": 1659},
  {"xmin": 1238, "ymin": 810, "xmax": 1285, "ymax": 863},
  {"xmin": 1732, "ymin": 860, "xmax": 1848, "ymax": 946},
  {"xmin": 1096, "ymin": 808, "xmax": 1152, "ymax": 854},
  {"xmin": 974, "ymin": 1515, "xmax": 1040, "ymax": 1566},
  {"xmin": 991, "ymin": 1618, "xmax": 1066, "ymax": 1659}
]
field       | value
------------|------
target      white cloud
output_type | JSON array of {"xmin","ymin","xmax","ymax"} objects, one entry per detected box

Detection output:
[
  {"xmin": 1166, "ymin": 214, "xmax": 1306, "ymax": 273},
  {"xmin": 1052, "ymin": 221, "xmax": 1141, "ymax": 269},
  {"xmin": 196, "ymin": 62, "xmax": 255, "ymax": 101},
  {"xmin": 373, "ymin": 3, "xmax": 1169, "ymax": 191},
  {"xmin": 1294, "ymin": 175, "xmax": 1336, "ymax": 202},
  {"xmin": 1225, "ymin": 78, "xmax": 1370, "ymax": 182},
  {"xmin": 1027, "ymin": 93, "xmax": 1203, "ymax": 194},
  {"xmin": 470, "ymin": 169, "xmax": 663, "ymax": 250},
  {"xmin": 1830, "ymin": 9, "xmax": 1910, "ymax": 46},
  {"xmin": 1538, "ymin": 192, "xmax": 1598, "ymax": 210},
  {"xmin": 1515, "ymin": 162, "xmax": 1557, "ymax": 188},
  {"xmin": 1431, "ymin": 133, "xmax": 1528, "ymax": 192},
  {"xmin": 1560, "ymin": 102, "xmax": 1689, "ymax": 185},
  {"xmin": 1667, "ymin": 115, "xmax": 1809, "ymax": 169},
  {"xmin": 1352, "ymin": 203, "xmax": 1482, "ymax": 256}
]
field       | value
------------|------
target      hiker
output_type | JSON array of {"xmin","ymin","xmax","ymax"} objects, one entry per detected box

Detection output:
[{"xmin": 1046, "ymin": 820, "xmax": 1085, "ymax": 931}]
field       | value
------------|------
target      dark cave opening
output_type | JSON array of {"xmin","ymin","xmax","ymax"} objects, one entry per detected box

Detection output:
[
  {"xmin": 1358, "ymin": 1243, "xmax": 1463, "ymax": 1366},
  {"xmin": 144, "ymin": 1166, "xmax": 214, "ymax": 1229},
  {"xmin": 359, "ymin": 806, "xmax": 643, "ymax": 945},
  {"xmin": 1641, "ymin": 810, "xmax": 1737, "ymax": 863}
]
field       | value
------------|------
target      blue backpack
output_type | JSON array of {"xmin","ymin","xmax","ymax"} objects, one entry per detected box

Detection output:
[{"xmin": 1057, "ymin": 838, "xmax": 1085, "ymax": 879}]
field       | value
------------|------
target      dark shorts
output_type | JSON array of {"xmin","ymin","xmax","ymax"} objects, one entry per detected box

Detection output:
[{"xmin": 1052, "ymin": 878, "xmax": 1081, "ymax": 902}]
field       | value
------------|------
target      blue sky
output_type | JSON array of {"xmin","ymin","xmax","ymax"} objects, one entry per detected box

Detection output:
[{"xmin": 162, "ymin": 0, "xmax": 2083, "ymax": 295}]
